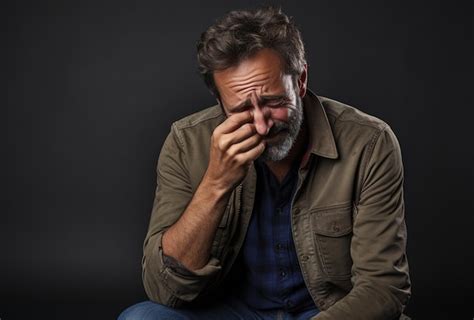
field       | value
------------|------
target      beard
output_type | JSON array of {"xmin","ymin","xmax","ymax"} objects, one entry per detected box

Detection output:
[{"xmin": 259, "ymin": 96, "xmax": 304, "ymax": 162}]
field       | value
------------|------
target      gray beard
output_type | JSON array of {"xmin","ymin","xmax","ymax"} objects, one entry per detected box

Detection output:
[{"xmin": 259, "ymin": 96, "xmax": 304, "ymax": 162}]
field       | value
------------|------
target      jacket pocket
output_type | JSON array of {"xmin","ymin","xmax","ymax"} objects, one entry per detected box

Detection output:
[{"xmin": 311, "ymin": 203, "xmax": 353, "ymax": 278}]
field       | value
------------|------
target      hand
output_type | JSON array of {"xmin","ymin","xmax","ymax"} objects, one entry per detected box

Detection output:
[{"xmin": 203, "ymin": 110, "xmax": 265, "ymax": 193}]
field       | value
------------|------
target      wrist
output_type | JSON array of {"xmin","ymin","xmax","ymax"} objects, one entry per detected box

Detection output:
[{"xmin": 200, "ymin": 173, "xmax": 233, "ymax": 199}]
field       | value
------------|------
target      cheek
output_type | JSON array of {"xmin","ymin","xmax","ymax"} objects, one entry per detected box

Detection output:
[{"xmin": 270, "ymin": 107, "xmax": 289, "ymax": 122}]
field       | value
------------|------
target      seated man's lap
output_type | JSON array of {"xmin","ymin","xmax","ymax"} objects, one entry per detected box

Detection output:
[
  {"xmin": 117, "ymin": 297, "xmax": 263, "ymax": 320},
  {"xmin": 118, "ymin": 297, "xmax": 319, "ymax": 320}
]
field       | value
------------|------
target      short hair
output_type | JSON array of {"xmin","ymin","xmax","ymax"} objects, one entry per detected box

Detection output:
[{"xmin": 196, "ymin": 6, "xmax": 306, "ymax": 98}]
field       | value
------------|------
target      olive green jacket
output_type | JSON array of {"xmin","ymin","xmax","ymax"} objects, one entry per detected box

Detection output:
[{"xmin": 142, "ymin": 91, "xmax": 411, "ymax": 319}]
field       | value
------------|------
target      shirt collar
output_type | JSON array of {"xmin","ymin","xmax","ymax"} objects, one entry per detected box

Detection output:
[{"xmin": 300, "ymin": 90, "xmax": 339, "ymax": 167}]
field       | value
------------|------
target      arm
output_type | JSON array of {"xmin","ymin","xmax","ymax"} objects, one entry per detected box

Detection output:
[
  {"xmin": 142, "ymin": 111, "xmax": 265, "ymax": 307},
  {"xmin": 314, "ymin": 126, "xmax": 411, "ymax": 320}
]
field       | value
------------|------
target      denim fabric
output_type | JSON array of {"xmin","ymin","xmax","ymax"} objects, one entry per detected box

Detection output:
[{"xmin": 118, "ymin": 296, "xmax": 320, "ymax": 320}]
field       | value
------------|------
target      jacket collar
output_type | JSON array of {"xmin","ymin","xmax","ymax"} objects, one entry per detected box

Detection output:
[{"xmin": 303, "ymin": 90, "xmax": 339, "ymax": 160}]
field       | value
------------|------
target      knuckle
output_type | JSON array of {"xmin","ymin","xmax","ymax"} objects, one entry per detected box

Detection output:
[
  {"xmin": 227, "ymin": 147, "xmax": 236, "ymax": 157},
  {"xmin": 234, "ymin": 155, "xmax": 244, "ymax": 165},
  {"xmin": 217, "ymin": 139, "xmax": 227, "ymax": 151},
  {"xmin": 211, "ymin": 133, "xmax": 221, "ymax": 144},
  {"xmin": 213, "ymin": 126, "xmax": 221, "ymax": 136},
  {"xmin": 228, "ymin": 116, "xmax": 239, "ymax": 125}
]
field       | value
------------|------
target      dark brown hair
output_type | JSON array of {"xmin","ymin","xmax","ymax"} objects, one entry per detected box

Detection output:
[{"xmin": 196, "ymin": 6, "xmax": 306, "ymax": 97}]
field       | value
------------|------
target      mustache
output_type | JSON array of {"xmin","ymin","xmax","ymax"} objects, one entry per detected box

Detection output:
[{"xmin": 267, "ymin": 122, "xmax": 289, "ymax": 136}]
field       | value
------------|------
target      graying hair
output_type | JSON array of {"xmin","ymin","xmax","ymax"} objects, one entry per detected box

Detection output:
[{"xmin": 196, "ymin": 6, "xmax": 306, "ymax": 97}]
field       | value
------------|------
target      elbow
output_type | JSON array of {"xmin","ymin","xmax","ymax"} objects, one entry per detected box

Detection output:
[
  {"xmin": 142, "ymin": 261, "xmax": 182, "ymax": 308},
  {"xmin": 376, "ymin": 277, "xmax": 412, "ymax": 318}
]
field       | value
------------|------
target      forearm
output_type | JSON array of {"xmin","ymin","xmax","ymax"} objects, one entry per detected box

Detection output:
[
  {"xmin": 142, "ymin": 175, "xmax": 229, "ymax": 306},
  {"xmin": 143, "ymin": 112, "xmax": 263, "ymax": 304},
  {"xmin": 162, "ymin": 176, "xmax": 231, "ymax": 271}
]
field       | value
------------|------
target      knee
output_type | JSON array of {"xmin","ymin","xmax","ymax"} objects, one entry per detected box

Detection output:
[{"xmin": 118, "ymin": 301, "xmax": 190, "ymax": 320}]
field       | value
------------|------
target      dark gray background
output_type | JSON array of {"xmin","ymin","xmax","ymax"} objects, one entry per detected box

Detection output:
[{"xmin": 3, "ymin": 0, "xmax": 473, "ymax": 319}]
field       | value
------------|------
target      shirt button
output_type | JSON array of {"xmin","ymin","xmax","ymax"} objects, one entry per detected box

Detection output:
[
  {"xmin": 285, "ymin": 299, "xmax": 293, "ymax": 308},
  {"xmin": 275, "ymin": 243, "xmax": 284, "ymax": 251},
  {"xmin": 280, "ymin": 269, "xmax": 287, "ymax": 277},
  {"xmin": 276, "ymin": 208, "xmax": 282, "ymax": 215}
]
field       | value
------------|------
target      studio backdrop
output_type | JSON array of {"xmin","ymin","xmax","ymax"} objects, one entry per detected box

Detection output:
[{"xmin": 3, "ymin": 0, "xmax": 473, "ymax": 319}]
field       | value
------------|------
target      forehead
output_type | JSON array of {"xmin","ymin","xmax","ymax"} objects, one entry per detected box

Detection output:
[{"xmin": 213, "ymin": 49, "xmax": 290, "ymax": 107}]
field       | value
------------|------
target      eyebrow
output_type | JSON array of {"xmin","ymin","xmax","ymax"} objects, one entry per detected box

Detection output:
[{"xmin": 229, "ymin": 94, "xmax": 288, "ymax": 112}]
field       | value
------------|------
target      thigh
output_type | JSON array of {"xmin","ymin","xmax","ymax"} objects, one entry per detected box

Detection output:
[
  {"xmin": 117, "ymin": 297, "xmax": 264, "ymax": 320},
  {"xmin": 291, "ymin": 307, "xmax": 320, "ymax": 320},
  {"xmin": 118, "ymin": 301, "xmax": 192, "ymax": 320}
]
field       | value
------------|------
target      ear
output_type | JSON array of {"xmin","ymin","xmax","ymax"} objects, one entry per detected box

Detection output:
[{"xmin": 297, "ymin": 64, "xmax": 308, "ymax": 98}]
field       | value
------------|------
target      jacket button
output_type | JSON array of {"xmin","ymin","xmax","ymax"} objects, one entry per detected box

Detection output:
[
  {"xmin": 301, "ymin": 255, "xmax": 309, "ymax": 262},
  {"xmin": 293, "ymin": 208, "xmax": 300, "ymax": 214}
]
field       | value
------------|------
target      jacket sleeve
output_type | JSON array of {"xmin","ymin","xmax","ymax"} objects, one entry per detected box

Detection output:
[
  {"xmin": 142, "ymin": 124, "xmax": 222, "ymax": 307},
  {"xmin": 314, "ymin": 125, "xmax": 411, "ymax": 320}
]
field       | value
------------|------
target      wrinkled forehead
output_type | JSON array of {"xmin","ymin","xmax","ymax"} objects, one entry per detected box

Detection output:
[{"xmin": 213, "ymin": 49, "xmax": 291, "ymax": 108}]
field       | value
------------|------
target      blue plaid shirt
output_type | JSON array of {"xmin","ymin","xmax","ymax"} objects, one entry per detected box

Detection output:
[{"xmin": 235, "ymin": 159, "xmax": 317, "ymax": 313}]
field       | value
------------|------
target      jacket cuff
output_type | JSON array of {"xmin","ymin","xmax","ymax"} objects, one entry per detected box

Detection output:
[
  {"xmin": 163, "ymin": 253, "xmax": 199, "ymax": 277},
  {"xmin": 143, "ymin": 231, "xmax": 222, "ymax": 304}
]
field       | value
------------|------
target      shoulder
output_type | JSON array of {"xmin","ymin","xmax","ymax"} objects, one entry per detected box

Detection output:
[
  {"xmin": 316, "ymin": 95, "xmax": 400, "ymax": 159},
  {"xmin": 170, "ymin": 104, "xmax": 226, "ymax": 146},
  {"xmin": 173, "ymin": 104, "xmax": 225, "ymax": 130},
  {"xmin": 161, "ymin": 104, "xmax": 225, "ymax": 189},
  {"xmin": 318, "ymin": 95, "xmax": 389, "ymax": 132}
]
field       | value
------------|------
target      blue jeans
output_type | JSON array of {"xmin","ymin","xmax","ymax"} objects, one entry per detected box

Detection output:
[{"xmin": 118, "ymin": 296, "xmax": 320, "ymax": 320}]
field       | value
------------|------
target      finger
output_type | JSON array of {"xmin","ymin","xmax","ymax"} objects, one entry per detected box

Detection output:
[
  {"xmin": 219, "ymin": 123, "xmax": 256, "ymax": 150},
  {"xmin": 218, "ymin": 111, "xmax": 254, "ymax": 134},
  {"xmin": 234, "ymin": 141, "xmax": 266, "ymax": 164},
  {"xmin": 227, "ymin": 133, "xmax": 262, "ymax": 155}
]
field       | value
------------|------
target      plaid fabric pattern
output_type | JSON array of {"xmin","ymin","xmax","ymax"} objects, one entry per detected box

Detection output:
[{"xmin": 236, "ymin": 159, "xmax": 317, "ymax": 313}]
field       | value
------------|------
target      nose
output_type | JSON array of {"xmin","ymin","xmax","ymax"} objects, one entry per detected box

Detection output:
[{"xmin": 250, "ymin": 94, "xmax": 273, "ymax": 136}]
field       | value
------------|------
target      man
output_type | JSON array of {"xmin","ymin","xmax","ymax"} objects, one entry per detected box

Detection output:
[{"xmin": 119, "ymin": 6, "xmax": 411, "ymax": 320}]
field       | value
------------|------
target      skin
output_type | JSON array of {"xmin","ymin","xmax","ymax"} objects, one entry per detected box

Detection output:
[
  {"xmin": 214, "ymin": 48, "xmax": 308, "ymax": 181},
  {"xmin": 162, "ymin": 48, "xmax": 309, "ymax": 271}
]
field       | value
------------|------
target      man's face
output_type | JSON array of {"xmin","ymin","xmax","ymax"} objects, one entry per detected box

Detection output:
[{"xmin": 213, "ymin": 49, "xmax": 306, "ymax": 162}]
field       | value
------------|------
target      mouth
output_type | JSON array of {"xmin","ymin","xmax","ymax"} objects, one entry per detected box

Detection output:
[{"xmin": 263, "ymin": 128, "xmax": 287, "ymax": 142}]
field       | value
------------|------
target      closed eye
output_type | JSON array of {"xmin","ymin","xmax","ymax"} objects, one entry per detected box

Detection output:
[{"xmin": 265, "ymin": 99, "xmax": 288, "ymax": 107}]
